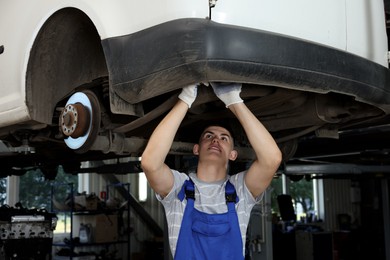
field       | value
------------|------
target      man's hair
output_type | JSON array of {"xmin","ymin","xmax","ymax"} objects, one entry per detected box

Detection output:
[{"xmin": 198, "ymin": 120, "xmax": 235, "ymax": 146}]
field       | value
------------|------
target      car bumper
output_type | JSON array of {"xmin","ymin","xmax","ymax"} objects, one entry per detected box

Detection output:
[{"xmin": 102, "ymin": 18, "xmax": 390, "ymax": 112}]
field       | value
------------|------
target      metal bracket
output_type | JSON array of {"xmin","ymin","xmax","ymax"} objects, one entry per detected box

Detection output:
[{"xmin": 209, "ymin": 0, "xmax": 217, "ymax": 8}]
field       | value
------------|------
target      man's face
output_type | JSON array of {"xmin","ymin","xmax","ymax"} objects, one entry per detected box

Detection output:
[{"xmin": 193, "ymin": 126, "xmax": 238, "ymax": 162}]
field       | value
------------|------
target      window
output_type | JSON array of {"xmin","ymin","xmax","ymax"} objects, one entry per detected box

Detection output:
[
  {"xmin": 271, "ymin": 174, "xmax": 323, "ymax": 223},
  {"xmin": 138, "ymin": 172, "xmax": 148, "ymax": 202},
  {"xmin": 13, "ymin": 166, "xmax": 78, "ymax": 210},
  {"xmin": 289, "ymin": 177, "xmax": 314, "ymax": 221}
]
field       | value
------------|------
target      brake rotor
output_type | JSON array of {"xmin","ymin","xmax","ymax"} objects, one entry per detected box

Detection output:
[{"xmin": 59, "ymin": 90, "xmax": 101, "ymax": 153}]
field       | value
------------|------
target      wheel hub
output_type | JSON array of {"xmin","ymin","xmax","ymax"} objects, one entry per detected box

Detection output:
[
  {"xmin": 60, "ymin": 103, "xmax": 90, "ymax": 138},
  {"xmin": 59, "ymin": 91, "xmax": 101, "ymax": 152}
]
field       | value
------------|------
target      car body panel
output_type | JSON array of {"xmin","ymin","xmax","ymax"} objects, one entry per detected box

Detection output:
[
  {"xmin": 212, "ymin": 0, "xmax": 388, "ymax": 67},
  {"xmin": 0, "ymin": 0, "xmax": 208, "ymax": 127}
]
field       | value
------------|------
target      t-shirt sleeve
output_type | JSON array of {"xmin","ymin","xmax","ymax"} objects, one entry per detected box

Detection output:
[
  {"xmin": 229, "ymin": 171, "xmax": 264, "ymax": 210},
  {"xmin": 155, "ymin": 169, "xmax": 189, "ymax": 207}
]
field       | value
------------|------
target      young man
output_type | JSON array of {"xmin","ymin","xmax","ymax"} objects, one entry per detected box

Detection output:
[{"xmin": 141, "ymin": 82, "xmax": 282, "ymax": 259}]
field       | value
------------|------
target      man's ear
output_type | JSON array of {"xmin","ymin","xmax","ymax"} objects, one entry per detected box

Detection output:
[
  {"xmin": 229, "ymin": 149, "xmax": 238, "ymax": 161},
  {"xmin": 193, "ymin": 144, "xmax": 200, "ymax": 155}
]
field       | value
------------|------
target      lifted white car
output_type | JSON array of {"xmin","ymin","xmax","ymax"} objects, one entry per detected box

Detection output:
[{"xmin": 0, "ymin": 0, "xmax": 389, "ymax": 177}]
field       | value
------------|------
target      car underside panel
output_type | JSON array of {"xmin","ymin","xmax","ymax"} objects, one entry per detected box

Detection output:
[
  {"xmin": 102, "ymin": 18, "xmax": 390, "ymax": 113},
  {"xmin": 98, "ymin": 17, "xmax": 390, "ymax": 164}
]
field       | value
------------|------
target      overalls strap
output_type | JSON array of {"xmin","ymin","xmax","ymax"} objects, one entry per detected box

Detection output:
[
  {"xmin": 225, "ymin": 180, "xmax": 239, "ymax": 204},
  {"xmin": 178, "ymin": 179, "xmax": 195, "ymax": 202},
  {"xmin": 178, "ymin": 178, "xmax": 239, "ymax": 204}
]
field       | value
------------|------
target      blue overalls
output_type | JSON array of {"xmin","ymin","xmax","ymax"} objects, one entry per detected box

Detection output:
[{"xmin": 174, "ymin": 178, "xmax": 243, "ymax": 260}]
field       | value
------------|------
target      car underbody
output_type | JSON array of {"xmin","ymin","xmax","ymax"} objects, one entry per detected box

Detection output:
[
  {"xmin": 1, "ymin": 14, "xmax": 390, "ymax": 179},
  {"xmin": 0, "ymin": 76, "xmax": 387, "ymax": 179}
]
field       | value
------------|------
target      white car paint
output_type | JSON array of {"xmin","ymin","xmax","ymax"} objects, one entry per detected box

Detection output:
[
  {"xmin": 212, "ymin": 0, "xmax": 388, "ymax": 67},
  {"xmin": 0, "ymin": 0, "xmax": 208, "ymax": 128}
]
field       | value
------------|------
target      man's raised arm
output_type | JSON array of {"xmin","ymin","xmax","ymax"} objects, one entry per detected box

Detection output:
[
  {"xmin": 211, "ymin": 83, "xmax": 282, "ymax": 198},
  {"xmin": 141, "ymin": 85, "xmax": 198, "ymax": 197}
]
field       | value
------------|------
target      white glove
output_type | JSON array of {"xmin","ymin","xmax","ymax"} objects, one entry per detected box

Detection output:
[
  {"xmin": 178, "ymin": 84, "xmax": 198, "ymax": 108},
  {"xmin": 210, "ymin": 82, "xmax": 243, "ymax": 107}
]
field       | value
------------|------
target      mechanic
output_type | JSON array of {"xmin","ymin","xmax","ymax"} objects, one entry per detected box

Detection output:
[{"xmin": 141, "ymin": 82, "xmax": 282, "ymax": 259}]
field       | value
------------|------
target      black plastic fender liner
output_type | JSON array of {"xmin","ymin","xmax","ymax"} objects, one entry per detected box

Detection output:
[{"xmin": 102, "ymin": 18, "xmax": 390, "ymax": 112}]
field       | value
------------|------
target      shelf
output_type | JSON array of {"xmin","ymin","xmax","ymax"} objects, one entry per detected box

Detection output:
[
  {"xmin": 51, "ymin": 182, "xmax": 131, "ymax": 260},
  {"xmin": 53, "ymin": 208, "xmax": 124, "ymax": 215},
  {"xmin": 53, "ymin": 240, "xmax": 129, "ymax": 247}
]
